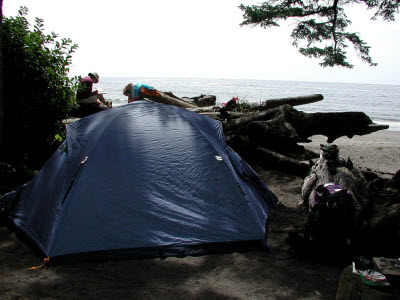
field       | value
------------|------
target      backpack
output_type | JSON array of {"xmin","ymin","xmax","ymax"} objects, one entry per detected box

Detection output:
[{"xmin": 305, "ymin": 183, "xmax": 356, "ymax": 247}]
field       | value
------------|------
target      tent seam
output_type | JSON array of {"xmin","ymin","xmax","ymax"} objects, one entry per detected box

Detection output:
[{"xmin": 48, "ymin": 108, "xmax": 127, "ymax": 255}]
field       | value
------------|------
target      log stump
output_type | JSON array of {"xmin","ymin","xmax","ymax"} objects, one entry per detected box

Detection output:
[{"xmin": 336, "ymin": 266, "xmax": 400, "ymax": 300}]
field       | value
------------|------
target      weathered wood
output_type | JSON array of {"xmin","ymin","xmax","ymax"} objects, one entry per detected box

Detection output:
[
  {"xmin": 188, "ymin": 106, "xmax": 222, "ymax": 113},
  {"xmin": 301, "ymin": 144, "xmax": 371, "ymax": 223},
  {"xmin": 336, "ymin": 266, "xmax": 400, "ymax": 300},
  {"xmin": 254, "ymin": 145, "xmax": 312, "ymax": 177},
  {"xmin": 189, "ymin": 94, "xmax": 323, "ymax": 113},
  {"xmin": 223, "ymin": 108, "xmax": 277, "ymax": 132},
  {"xmin": 248, "ymin": 94, "xmax": 324, "ymax": 111},
  {"xmin": 225, "ymin": 105, "xmax": 389, "ymax": 143},
  {"xmin": 298, "ymin": 110, "xmax": 389, "ymax": 143},
  {"xmin": 222, "ymin": 105, "xmax": 389, "ymax": 176},
  {"xmin": 198, "ymin": 111, "xmax": 243, "ymax": 120},
  {"xmin": 63, "ymin": 118, "xmax": 81, "ymax": 125},
  {"xmin": 148, "ymin": 92, "xmax": 197, "ymax": 109},
  {"xmin": 227, "ymin": 135, "xmax": 312, "ymax": 176},
  {"xmin": 182, "ymin": 95, "xmax": 216, "ymax": 107}
]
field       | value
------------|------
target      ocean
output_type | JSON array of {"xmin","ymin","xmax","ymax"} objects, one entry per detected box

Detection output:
[{"xmin": 97, "ymin": 77, "xmax": 400, "ymax": 131}]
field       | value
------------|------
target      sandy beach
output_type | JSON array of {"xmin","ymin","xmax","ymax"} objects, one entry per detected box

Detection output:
[
  {"xmin": 301, "ymin": 130, "xmax": 400, "ymax": 177},
  {"xmin": 1, "ymin": 130, "xmax": 399, "ymax": 299}
]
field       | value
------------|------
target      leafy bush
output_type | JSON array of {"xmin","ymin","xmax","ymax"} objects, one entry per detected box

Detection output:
[
  {"xmin": 2, "ymin": 7, "xmax": 79, "ymax": 168},
  {"xmin": 235, "ymin": 99, "xmax": 250, "ymax": 112},
  {"xmin": 0, "ymin": 161, "xmax": 33, "ymax": 195}
]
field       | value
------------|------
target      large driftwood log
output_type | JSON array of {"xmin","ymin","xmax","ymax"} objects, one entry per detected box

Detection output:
[
  {"xmin": 248, "ymin": 94, "xmax": 323, "ymax": 112},
  {"xmin": 299, "ymin": 148, "xmax": 399, "ymax": 261},
  {"xmin": 225, "ymin": 105, "xmax": 389, "ymax": 143},
  {"xmin": 150, "ymin": 92, "xmax": 215, "ymax": 109},
  {"xmin": 227, "ymin": 135, "xmax": 312, "ymax": 176},
  {"xmin": 223, "ymin": 107, "xmax": 280, "ymax": 132},
  {"xmin": 198, "ymin": 112, "xmax": 243, "ymax": 119},
  {"xmin": 189, "ymin": 106, "xmax": 222, "ymax": 113},
  {"xmin": 301, "ymin": 144, "xmax": 370, "ymax": 219},
  {"xmin": 189, "ymin": 94, "xmax": 323, "ymax": 113},
  {"xmin": 336, "ymin": 266, "xmax": 400, "ymax": 300},
  {"xmin": 223, "ymin": 105, "xmax": 389, "ymax": 176},
  {"xmin": 181, "ymin": 95, "xmax": 216, "ymax": 107},
  {"xmin": 148, "ymin": 92, "xmax": 197, "ymax": 109}
]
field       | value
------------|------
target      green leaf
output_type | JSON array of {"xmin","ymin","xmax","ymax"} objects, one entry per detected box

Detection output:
[{"xmin": 2, "ymin": 6, "xmax": 80, "ymax": 168}]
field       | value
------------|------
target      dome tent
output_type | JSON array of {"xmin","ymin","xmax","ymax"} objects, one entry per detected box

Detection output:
[{"xmin": 0, "ymin": 101, "xmax": 277, "ymax": 265}]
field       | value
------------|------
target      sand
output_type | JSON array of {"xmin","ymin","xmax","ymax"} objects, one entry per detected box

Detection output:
[
  {"xmin": 301, "ymin": 130, "xmax": 400, "ymax": 177},
  {"xmin": 1, "ymin": 130, "xmax": 399, "ymax": 299}
]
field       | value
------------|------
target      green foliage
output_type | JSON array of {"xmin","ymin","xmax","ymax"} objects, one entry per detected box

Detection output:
[
  {"xmin": 239, "ymin": 0, "xmax": 399, "ymax": 68},
  {"xmin": 235, "ymin": 99, "xmax": 251, "ymax": 112},
  {"xmin": 0, "ymin": 161, "xmax": 33, "ymax": 195},
  {"xmin": 2, "ymin": 7, "xmax": 79, "ymax": 168}
]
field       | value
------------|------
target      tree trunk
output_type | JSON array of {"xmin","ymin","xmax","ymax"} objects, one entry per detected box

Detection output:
[{"xmin": 0, "ymin": 0, "xmax": 4, "ymax": 151}]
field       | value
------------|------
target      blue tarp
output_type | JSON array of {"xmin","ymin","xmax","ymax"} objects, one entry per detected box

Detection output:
[{"xmin": 0, "ymin": 101, "xmax": 277, "ymax": 264}]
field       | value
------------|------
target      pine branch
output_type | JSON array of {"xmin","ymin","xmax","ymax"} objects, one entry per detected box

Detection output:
[{"xmin": 239, "ymin": 0, "xmax": 398, "ymax": 68}]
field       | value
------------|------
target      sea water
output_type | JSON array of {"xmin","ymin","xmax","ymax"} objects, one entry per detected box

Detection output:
[{"xmin": 97, "ymin": 77, "xmax": 400, "ymax": 131}]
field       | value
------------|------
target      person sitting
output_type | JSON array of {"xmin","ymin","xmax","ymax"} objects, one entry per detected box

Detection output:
[
  {"xmin": 122, "ymin": 82, "xmax": 161, "ymax": 103},
  {"xmin": 75, "ymin": 72, "xmax": 111, "ymax": 117}
]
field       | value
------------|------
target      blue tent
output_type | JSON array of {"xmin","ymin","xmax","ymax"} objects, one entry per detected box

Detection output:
[{"xmin": 0, "ymin": 101, "xmax": 277, "ymax": 264}]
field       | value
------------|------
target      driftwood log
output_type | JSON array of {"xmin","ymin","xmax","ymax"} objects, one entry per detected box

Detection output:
[
  {"xmin": 227, "ymin": 134, "xmax": 312, "ymax": 176},
  {"xmin": 224, "ymin": 105, "xmax": 388, "ymax": 176},
  {"xmin": 188, "ymin": 93, "xmax": 323, "ymax": 114},
  {"xmin": 148, "ymin": 92, "xmax": 197, "ymax": 109},
  {"xmin": 148, "ymin": 92, "xmax": 217, "ymax": 109},
  {"xmin": 224, "ymin": 105, "xmax": 388, "ymax": 143},
  {"xmin": 247, "ymin": 94, "xmax": 323, "ymax": 112},
  {"xmin": 336, "ymin": 266, "xmax": 400, "ymax": 300},
  {"xmin": 181, "ymin": 95, "xmax": 216, "ymax": 107},
  {"xmin": 300, "ymin": 145, "xmax": 400, "ymax": 258},
  {"xmin": 301, "ymin": 144, "xmax": 371, "ymax": 230}
]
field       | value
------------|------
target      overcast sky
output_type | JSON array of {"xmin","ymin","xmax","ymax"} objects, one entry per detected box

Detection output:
[{"xmin": 3, "ymin": 0, "xmax": 400, "ymax": 85}]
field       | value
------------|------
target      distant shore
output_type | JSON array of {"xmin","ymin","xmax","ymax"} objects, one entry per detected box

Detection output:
[{"xmin": 301, "ymin": 130, "xmax": 400, "ymax": 176}]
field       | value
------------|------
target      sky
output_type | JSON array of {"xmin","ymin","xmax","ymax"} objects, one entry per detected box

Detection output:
[{"xmin": 3, "ymin": 0, "xmax": 400, "ymax": 85}]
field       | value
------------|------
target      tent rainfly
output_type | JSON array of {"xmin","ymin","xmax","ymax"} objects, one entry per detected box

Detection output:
[{"xmin": 0, "ymin": 101, "xmax": 278, "ymax": 265}]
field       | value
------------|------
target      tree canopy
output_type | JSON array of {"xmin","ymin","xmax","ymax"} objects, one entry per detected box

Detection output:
[
  {"xmin": 239, "ymin": 0, "xmax": 400, "ymax": 68},
  {"xmin": 2, "ymin": 7, "xmax": 78, "ymax": 170}
]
